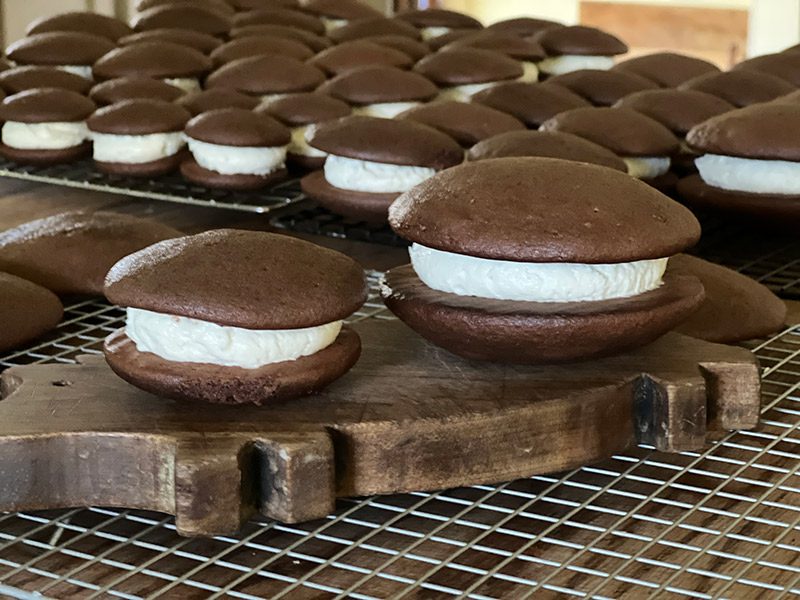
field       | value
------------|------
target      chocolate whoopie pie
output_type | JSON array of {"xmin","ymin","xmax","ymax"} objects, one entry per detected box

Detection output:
[
  {"xmin": 442, "ymin": 31, "xmax": 545, "ymax": 81},
  {"xmin": 612, "ymin": 52, "xmax": 719, "ymax": 88},
  {"xmin": 0, "ymin": 273, "xmax": 63, "ymax": 352},
  {"xmin": 361, "ymin": 35, "xmax": 430, "ymax": 61},
  {"xmin": 309, "ymin": 41, "xmax": 414, "ymax": 76},
  {"xmin": 89, "ymin": 77, "xmax": 185, "ymax": 106},
  {"xmin": 206, "ymin": 54, "xmax": 325, "ymax": 103},
  {"xmin": 177, "ymin": 88, "xmax": 260, "ymax": 116},
  {"xmin": 230, "ymin": 25, "xmax": 332, "ymax": 52},
  {"xmin": 678, "ymin": 103, "xmax": 800, "ymax": 223},
  {"xmin": 233, "ymin": 7, "xmax": 325, "ymax": 35},
  {"xmin": 536, "ymin": 25, "xmax": 627, "ymax": 76},
  {"xmin": 394, "ymin": 8, "xmax": 482, "ymax": 41},
  {"xmin": 181, "ymin": 108, "xmax": 291, "ymax": 189},
  {"xmin": 103, "ymin": 229, "xmax": 367, "ymax": 405},
  {"xmin": 399, "ymin": 101, "xmax": 525, "ymax": 147},
  {"xmin": 467, "ymin": 130, "xmax": 627, "ymax": 171},
  {"xmin": 486, "ymin": 17, "xmax": 563, "ymax": 37},
  {"xmin": 732, "ymin": 52, "xmax": 800, "ymax": 87},
  {"xmin": 27, "ymin": 11, "xmax": 132, "ymax": 41},
  {"xmin": 317, "ymin": 66, "xmax": 438, "ymax": 119},
  {"xmin": 546, "ymin": 69, "xmax": 657, "ymax": 106},
  {"xmin": 382, "ymin": 158, "xmax": 704, "ymax": 364},
  {"xmin": 328, "ymin": 17, "xmax": 422, "ymax": 44},
  {"xmin": 0, "ymin": 211, "xmax": 181, "ymax": 296},
  {"xmin": 301, "ymin": 0, "xmax": 383, "ymax": 33},
  {"xmin": 472, "ymin": 81, "xmax": 589, "ymax": 128},
  {"xmin": 542, "ymin": 107, "xmax": 679, "ymax": 186},
  {"xmin": 0, "ymin": 88, "xmax": 95, "ymax": 165},
  {"xmin": 117, "ymin": 28, "xmax": 223, "ymax": 54},
  {"xmin": 414, "ymin": 48, "xmax": 526, "ymax": 102},
  {"xmin": 262, "ymin": 92, "xmax": 351, "ymax": 170},
  {"xmin": 679, "ymin": 70, "xmax": 796, "ymax": 108},
  {"xmin": 132, "ymin": 4, "xmax": 232, "ymax": 37},
  {"xmin": 0, "ymin": 66, "xmax": 92, "ymax": 95},
  {"xmin": 6, "ymin": 32, "xmax": 115, "ymax": 79},
  {"xmin": 301, "ymin": 115, "xmax": 463, "ymax": 222},
  {"xmin": 87, "ymin": 99, "xmax": 192, "ymax": 177},
  {"xmin": 93, "ymin": 42, "xmax": 212, "ymax": 93},
  {"xmin": 210, "ymin": 36, "xmax": 313, "ymax": 66}
]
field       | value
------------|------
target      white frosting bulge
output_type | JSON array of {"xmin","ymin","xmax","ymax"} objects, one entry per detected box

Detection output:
[
  {"xmin": 696, "ymin": 154, "xmax": 800, "ymax": 195},
  {"xmin": 538, "ymin": 54, "xmax": 615, "ymax": 76},
  {"xmin": 91, "ymin": 132, "xmax": 185, "ymax": 164},
  {"xmin": 186, "ymin": 137, "xmax": 287, "ymax": 175},
  {"xmin": 322, "ymin": 17, "xmax": 348, "ymax": 33},
  {"xmin": 409, "ymin": 243, "xmax": 669, "ymax": 302},
  {"xmin": 438, "ymin": 81, "xmax": 502, "ymax": 103},
  {"xmin": 520, "ymin": 61, "xmax": 540, "ymax": 82},
  {"xmin": 126, "ymin": 307, "xmax": 342, "ymax": 369},
  {"xmin": 259, "ymin": 93, "xmax": 289, "ymax": 108},
  {"xmin": 163, "ymin": 77, "xmax": 200, "ymax": 93},
  {"xmin": 421, "ymin": 26, "xmax": 452, "ymax": 41},
  {"xmin": 2, "ymin": 121, "xmax": 89, "ymax": 150},
  {"xmin": 324, "ymin": 154, "xmax": 436, "ymax": 193},
  {"xmin": 623, "ymin": 156, "xmax": 671, "ymax": 179},
  {"xmin": 289, "ymin": 125, "xmax": 327, "ymax": 157},
  {"xmin": 56, "ymin": 64, "xmax": 93, "ymax": 79},
  {"xmin": 353, "ymin": 101, "xmax": 422, "ymax": 119}
]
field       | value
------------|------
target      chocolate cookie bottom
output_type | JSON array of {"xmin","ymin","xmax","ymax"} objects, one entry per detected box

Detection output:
[
  {"xmin": 301, "ymin": 170, "xmax": 399, "ymax": 223},
  {"xmin": 181, "ymin": 157, "xmax": 287, "ymax": 190},
  {"xmin": 0, "ymin": 141, "xmax": 91, "ymax": 165},
  {"xmin": 94, "ymin": 150, "xmax": 187, "ymax": 177}
]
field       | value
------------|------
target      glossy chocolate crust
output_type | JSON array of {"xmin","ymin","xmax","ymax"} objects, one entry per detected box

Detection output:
[
  {"xmin": 0, "ymin": 272, "xmax": 63, "ymax": 352},
  {"xmin": 413, "ymin": 47, "xmax": 523, "ymax": 85},
  {"xmin": 0, "ymin": 66, "xmax": 92, "ymax": 94},
  {"xmin": 180, "ymin": 158, "xmax": 288, "ymax": 190},
  {"xmin": 27, "ymin": 11, "xmax": 132, "ymax": 41},
  {"xmin": 301, "ymin": 170, "xmax": 399, "ymax": 223},
  {"xmin": 177, "ymin": 89, "xmax": 259, "ymax": 116},
  {"xmin": 89, "ymin": 77, "xmax": 184, "ymax": 105},
  {"xmin": 103, "ymin": 327, "xmax": 361, "ymax": 405},
  {"xmin": 264, "ymin": 93, "xmax": 351, "ymax": 127},
  {"xmin": 472, "ymin": 82, "xmax": 589, "ymax": 128},
  {"xmin": 329, "ymin": 18, "xmax": 421, "ymax": 44},
  {"xmin": 6, "ymin": 31, "xmax": 115, "ymax": 66},
  {"xmin": 309, "ymin": 41, "xmax": 413, "ymax": 76},
  {"xmin": 679, "ymin": 70, "xmax": 796, "ymax": 108},
  {"xmin": 614, "ymin": 89, "xmax": 734, "ymax": 137},
  {"xmin": 92, "ymin": 41, "xmax": 212, "ymax": 80},
  {"xmin": 87, "ymin": 99, "xmax": 190, "ymax": 135},
  {"xmin": 545, "ymin": 70, "xmax": 657, "ymax": 107},
  {"xmin": 184, "ymin": 108, "xmax": 291, "ymax": 147},
  {"xmin": 536, "ymin": 25, "xmax": 627, "ymax": 56},
  {"xmin": 0, "ymin": 88, "xmax": 95, "ymax": 123},
  {"xmin": 205, "ymin": 54, "xmax": 325, "ymax": 95},
  {"xmin": 117, "ymin": 28, "xmax": 222, "ymax": 54},
  {"xmin": 394, "ymin": 8, "xmax": 482, "ymax": 29},
  {"xmin": 381, "ymin": 264, "xmax": 704, "ymax": 364},
  {"xmin": 318, "ymin": 66, "xmax": 438, "ymax": 104},
  {"xmin": 612, "ymin": 52, "xmax": 720, "ymax": 88}
]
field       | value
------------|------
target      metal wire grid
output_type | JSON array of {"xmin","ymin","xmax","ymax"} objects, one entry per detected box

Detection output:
[{"xmin": 0, "ymin": 159, "xmax": 305, "ymax": 214}]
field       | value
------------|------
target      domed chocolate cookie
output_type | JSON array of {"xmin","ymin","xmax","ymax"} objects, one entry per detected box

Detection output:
[
  {"xmin": 399, "ymin": 101, "xmax": 525, "ymax": 147},
  {"xmin": 328, "ymin": 17, "xmax": 421, "ymax": 44},
  {"xmin": 118, "ymin": 28, "xmax": 223, "ymax": 54},
  {"xmin": 6, "ymin": 32, "xmax": 115, "ymax": 79},
  {"xmin": 0, "ymin": 273, "xmax": 63, "ymax": 352},
  {"xmin": 679, "ymin": 70, "xmax": 796, "ymax": 108},
  {"xmin": 27, "ymin": 11, "xmax": 132, "ymax": 41},
  {"xmin": 612, "ymin": 52, "xmax": 719, "ymax": 88},
  {"xmin": 472, "ymin": 81, "xmax": 589, "ymax": 128},
  {"xmin": 89, "ymin": 77, "xmax": 184, "ymax": 106},
  {"xmin": 177, "ymin": 88, "xmax": 260, "ymax": 116},
  {"xmin": 536, "ymin": 25, "xmax": 627, "ymax": 76},
  {"xmin": 546, "ymin": 69, "xmax": 657, "ymax": 106},
  {"xmin": 309, "ymin": 41, "xmax": 413, "ymax": 76}
]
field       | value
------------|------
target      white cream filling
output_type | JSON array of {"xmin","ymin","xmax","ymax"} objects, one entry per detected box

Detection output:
[
  {"xmin": 2, "ymin": 121, "xmax": 89, "ymax": 150},
  {"xmin": 353, "ymin": 101, "xmax": 422, "ymax": 119},
  {"xmin": 321, "ymin": 17, "xmax": 348, "ymax": 33},
  {"xmin": 696, "ymin": 154, "xmax": 800, "ymax": 195},
  {"xmin": 56, "ymin": 64, "xmax": 93, "ymax": 79},
  {"xmin": 126, "ymin": 307, "xmax": 342, "ymax": 369},
  {"xmin": 186, "ymin": 137, "xmax": 287, "ymax": 175},
  {"xmin": 290, "ymin": 125, "xmax": 327, "ymax": 157},
  {"xmin": 623, "ymin": 156, "xmax": 671, "ymax": 179},
  {"xmin": 421, "ymin": 26, "xmax": 452, "ymax": 41},
  {"xmin": 520, "ymin": 61, "xmax": 540, "ymax": 82},
  {"xmin": 324, "ymin": 154, "xmax": 435, "ymax": 193},
  {"xmin": 538, "ymin": 54, "xmax": 615, "ymax": 76},
  {"xmin": 91, "ymin": 132, "xmax": 185, "ymax": 164},
  {"xmin": 163, "ymin": 77, "xmax": 200, "ymax": 93},
  {"xmin": 438, "ymin": 81, "xmax": 503, "ymax": 103},
  {"xmin": 259, "ymin": 93, "xmax": 289, "ymax": 108},
  {"xmin": 409, "ymin": 243, "xmax": 669, "ymax": 302}
]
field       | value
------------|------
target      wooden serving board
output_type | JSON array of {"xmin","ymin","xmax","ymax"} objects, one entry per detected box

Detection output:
[{"xmin": 0, "ymin": 320, "xmax": 761, "ymax": 537}]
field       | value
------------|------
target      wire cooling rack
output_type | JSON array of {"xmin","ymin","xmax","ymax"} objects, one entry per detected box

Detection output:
[{"xmin": 0, "ymin": 274, "xmax": 799, "ymax": 598}]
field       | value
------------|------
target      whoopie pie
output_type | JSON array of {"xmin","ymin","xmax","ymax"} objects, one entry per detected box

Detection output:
[
  {"xmin": 0, "ymin": 66, "xmax": 92, "ymax": 95},
  {"xmin": 181, "ymin": 108, "xmax": 291, "ymax": 190},
  {"xmin": 678, "ymin": 70, "xmax": 796, "ymax": 108},
  {"xmin": 472, "ymin": 81, "xmax": 589, "ymax": 128},
  {"xmin": 89, "ymin": 77, "xmax": 185, "ymax": 106},
  {"xmin": 442, "ymin": 31, "xmax": 546, "ymax": 82},
  {"xmin": 0, "ymin": 88, "xmax": 95, "ymax": 165},
  {"xmin": 382, "ymin": 157, "xmax": 704, "ymax": 363},
  {"xmin": 535, "ymin": 25, "xmax": 627, "ymax": 76},
  {"xmin": 103, "ymin": 229, "xmax": 367, "ymax": 405},
  {"xmin": 26, "ymin": 11, "xmax": 132, "ymax": 41},
  {"xmin": 394, "ymin": 8, "xmax": 482, "ymax": 41},
  {"xmin": 485, "ymin": 17, "xmax": 563, "ymax": 37},
  {"xmin": 301, "ymin": 115, "xmax": 463, "ymax": 222},
  {"xmin": 6, "ymin": 32, "xmax": 116, "ymax": 79},
  {"xmin": 612, "ymin": 52, "xmax": 719, "ymax": 88},
  {"xmin": 545, "ymin": 69, "xmax": 657, "ymax": 107},
  {"xmin": 732, "ymin": 52, "xmax": 800, "ymax": 87}
]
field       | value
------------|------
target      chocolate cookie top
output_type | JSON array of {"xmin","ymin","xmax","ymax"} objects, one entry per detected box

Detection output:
[
  {"xmin": 308, "ymin": 115, "xmax": 463, "ymax": 168},
  {"xmin": 414, "ymin": 48, "xmax": 523, "ymax": 85},
  {"xmin": 117, "ymin": 28, "xmax": 223, "ymax": 54},
  {"xmin": 394, "ymin": 8, "xmax": 482, "ymax": 30},
  {"xmin": 87, "ymin": 99, "xmax": 191, "ymax": 135},
  {"xmin": 486, "ymin": 17, "xmax": 563, "ymax": 37},
  {"xmin": 210, "ymin": 36, "xmax": 314, "ymax": 65},
  {"xmin": 229, "ymin": 25, "xmax": 331, "ymax": 52},
  {"xmin": 6, "ymin": 32, "xmax": 116, "ymax": 66},
  {"xmin": 399, "ymin": 101, "xmax": 525, "ymax": 147},
  {"xmin": 472, "ymin": 81, "xmax": 589, "ymax": 128},
  {"xmin": 0, "ymin": 272, "xmax": 62, "ymax": 352},
  {"xmin": 301, "ymin": 0, "xmax": 383, "ymax": 20},
  {"xmin": 0, "ymin": 88, "xmax": 96, "ymax": 123},
  {"xmin": 541, "ymin": 107, "xmax": 680, "ymax": 157},
  {"xmin": 536, "ymin": 25, "xmax": 627, "ymax": 56},
  {"xmin": 132, "ymin": 4, "xmax": 232, "ymax": 36},
  {"xmin": 136, "ymin": 0, "xmax": 233, "ymax": 12},
  {"xmin": 361, "ymin": 34, "xmax": 430, "ymax": 60},
  {"xmin": 89, "ymin": 77, "xmax": 184, "ymax": 106},
  {"xmin": 318, "ymin": 66, "xmax": 438, "ymax": 104},
  {"xmin": 686, "ymin": 103, "xmax": 800, "ymax": 161},
  {"xmin": 230, "ymin": 0, "xmax": 300, "ymax": 7},
  {"xmin": 615, "ymin": 89, "xmax": 734, "ymax": 137},
  {"xmin": 93, "ymin": 42, "xmax": 212, "ymax": 80},
  {"xmin": 426, "ymin": 29, "xmax": 475, "ymax": 51},
  {"xmin": 442, "ymin": 30, "xmax": 545, "ymax": 62},
  {"xmin": 233, "ymin": 7, "xmax": 325, "ymax": 35},
  {"xmin": 262, "ymin": 92, "xmax": 351, "ymax": 126},
  {"xmin": 0, "ymin": 66, "xmax": 92, "ymax": 95},
  {"xmin": 679, "ymin": 70, "xmax": 796, "ymax": 108},
  {"xmin": 389, "ymin": 157, "xmax": 700, "ymax": 263},
  {"xmin": 612, "ymin": 52, "xmax": 719, "ymax": 88},
  {"xmin": 328, "ymin": 17, "xmax": 421, "ymax": 43},
  {"xmin": 309, "ymin": 41, "xmax": 413, "ymax": 76},
  {"xmin": 105, "ymin": 229, "xmax": 368, "ymax": 329},
  {"xmin": 26, "ymin": 11, "xmax": 132, "ymax": 41},
  {"xmin": 467, "ymin": 130, "xmax": 627, "ymax": 171},
  {"xmin": 177, "ymin": 88, "xmax": 260, "ymax": 116},
  {"xmin": 546, "ymin": 69, "xmax": 657, "ymax": 107},
  {"xmin": 185, "ymin": 108, "xmax": 291, "ymax": 147},
  {"xmin": 206, "ymin": 54, "xmax": 325, "ymax": 95},
  {"xmin": 732, "ymin": 52, "xmax": 800, "ymax": 87}
]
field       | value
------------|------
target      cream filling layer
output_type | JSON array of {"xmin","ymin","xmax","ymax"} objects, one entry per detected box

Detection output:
[
  {"xmin": 126, "ymin": 307, "xmax": 342, "ymax": 369},
  {"xmin": 623, "ymin": 156, "xmax": 671, "ymax": 179},
  {"xmin": 695, "ymin": 154, "xmax": 800, "ymax": 195},
  {"xmin": 2, "ymin": 121, "xmax": 89, "ymax": 150},
  {"xmin": 163, "ymin": 77, "xmax": 200, "ymax": 93},
  {"xmin": 353, "ymin": 101, "xmax": 422, "ymax": 119},
  {"xmin": 290, "ymin": 125, "xmax": 327, "ymax": 157},
  {"xmin": 56, "ymin": 64, "xmax": 93, "ymax": 79},
  {"xmin": 538, "ymin": 54, "xmax": 615, "ymax": 76},
  {"xmin": 437, "ymin": 81, "xmax": 503, "ymax": 103},
  {"xmin": 324, "ymin": 154, "xmax": 436, "ymax": 193},
  {"xmin": 186, "ymin": 137, "xmax": 287, "ymax": 175},
  {"xmin": 409, "ymin": 243, "xmax": 669, "ymax": 302},
  {"xmin": 421, "ymin": 26, "xmax": 452, "ymax": 41},
  {"xmin": 321, "ymin": 17, "xmax": 348, "ymax": 33},
  {"xmin": 91, "ymin": 132, "xmax": 185, "ymax": 163}
]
